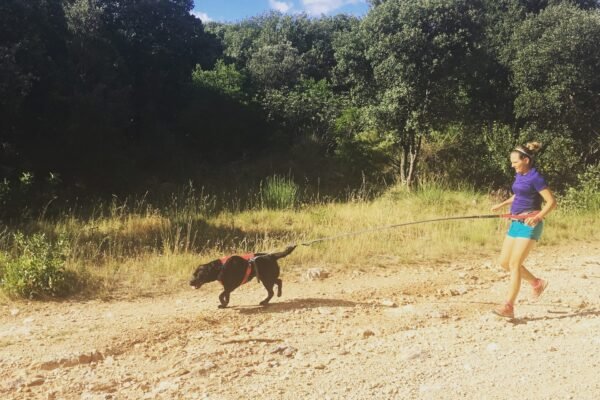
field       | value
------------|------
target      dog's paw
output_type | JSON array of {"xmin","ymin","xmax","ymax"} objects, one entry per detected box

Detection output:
[
  {"xmin": 218, "ymin": 304, "xmax": 228, "ymax": 309},
  {"xmin": 259, "ymin": 300, "xmax": 271, "ymax": 306}
]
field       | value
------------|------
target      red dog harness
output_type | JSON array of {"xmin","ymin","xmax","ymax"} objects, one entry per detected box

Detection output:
[{"xmin": 218, "ymin": 253, "xmax": 256, "ymax": 285}]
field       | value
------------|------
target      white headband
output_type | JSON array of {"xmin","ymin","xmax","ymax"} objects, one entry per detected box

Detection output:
[{"xmin": 514, "ymin": 147, "xmax": 533, "ymax": 158}]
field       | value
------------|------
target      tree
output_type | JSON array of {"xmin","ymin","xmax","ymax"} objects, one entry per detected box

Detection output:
[
  {"xmin": 332, "ymin": 17, "xmax": 375, "ymax": 103},
  {"xmin": 516, "ymin": 0, "xmax": 600, "ymax": 14},
  {"xmin": 192, "ymin": 60, "xmax": 246, "ymax": 100},
  {"xmin": 292, "ymin": 14, "xmax": 357, "ymax": 82},
  {"xmin": 0, "ymin": 0, "xmax": 70, "ymax": 175},
  {"xmin": 507, "ymin": 3, "xmax": 600, "ymax": 164},
  {"xmin": 206, "ymin": 17, "xmax": 262, "ymax": 68},
  {"xmin": 247, "ymin": 41, "xmax": 303, "ymax": 90},
  {"xmin": 210, "ymin": 12, "xmax": 357, "ymax": 91},
  {"xmin": 1, "ymin": 0, "xmax": 223, "ymax": 193},
  {"xmin": 362, "ymin": 0, "xmax": 488, "ymax": 187},
  {"xmin": 261, "ymin": 78, "xmax": 341, "ymax": 147},
  {"xmin": 98, "ymin": 0, "xmax": 218, "ymax": 134}
]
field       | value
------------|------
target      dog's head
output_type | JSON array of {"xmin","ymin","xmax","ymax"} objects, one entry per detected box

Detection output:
[{"xmin": 189, "ymin": 259, "xmax": 221, "ymax": 289}]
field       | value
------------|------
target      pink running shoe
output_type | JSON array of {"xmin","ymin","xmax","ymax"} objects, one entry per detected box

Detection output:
[
  {"xmin": 492, "ymin": 302, "xmax": 514, "ymax": 319},
  {"xmin": 531, "ymin": 279, "xmax": 548, "ymax": 301}
]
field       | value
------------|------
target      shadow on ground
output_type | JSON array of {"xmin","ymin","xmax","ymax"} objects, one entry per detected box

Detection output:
[
  {"xmin": 509, "ymin": 309, "xmax": 600, "ymax": 325},
  {"xmin": 231, "ymin": 297, "xmax": 364, "ymax": 314}
]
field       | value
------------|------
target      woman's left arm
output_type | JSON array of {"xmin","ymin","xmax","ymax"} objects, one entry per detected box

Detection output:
[{"xmin": 526, "ymin": 188, "xmax": 557, "ymax": 226}]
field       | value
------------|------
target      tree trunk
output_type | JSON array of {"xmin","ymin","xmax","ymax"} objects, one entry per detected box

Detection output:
[
  {"xmin": 398, "ymin": 134, "xmax": 422, "ymax": 189},
  {"xmin": 399, "ymin": 145, "xmax": 408, "ymax": 186}
]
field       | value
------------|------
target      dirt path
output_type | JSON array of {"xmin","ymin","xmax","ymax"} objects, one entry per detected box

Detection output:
[{"xmin": 1, "ymin": 241, "xmax": 599, "ymax": 399}]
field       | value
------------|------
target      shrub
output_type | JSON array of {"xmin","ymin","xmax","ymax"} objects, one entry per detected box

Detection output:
[
  {"xmin": 333, "ymin": 107, "xmax": 395, "ymax": 182},
  {"xmin": 0, "ymin": 232, "xmax": 78, "ymax": 299},
  {"xmin": 561, "ymin": 163, "xmax": 600, "ymax": 212},
  {"xmin": 518, "ymin": 127, "xmax": 580, "ymax": 191},
  {"xmin": 0, "ymin": 251, "xmax": 7, "ymax": 281},
  {"xmin": 422, "ymin": 124, "xmax": 509, "ymax": 188}
]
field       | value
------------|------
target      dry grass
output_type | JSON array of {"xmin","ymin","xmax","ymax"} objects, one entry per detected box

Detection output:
[{"xmin": 2, "ymin": 182, "xmax": 598, "ymax": 301}]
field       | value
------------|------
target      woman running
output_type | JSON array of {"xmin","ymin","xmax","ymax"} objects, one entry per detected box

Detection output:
[{"xmin": 490, "ymin": 141, "xmax": 557, "ymax": 318}]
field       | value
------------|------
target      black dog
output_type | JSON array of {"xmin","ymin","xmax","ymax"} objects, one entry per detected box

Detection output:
[{"xmin": 189, "ymin": 245, "xmax": 296, "ymax": 308}]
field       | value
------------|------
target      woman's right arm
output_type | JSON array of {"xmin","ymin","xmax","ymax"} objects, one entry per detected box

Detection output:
[{"xmin": 491, "ymin": 194, "xmax": 515, "ymax": 212}]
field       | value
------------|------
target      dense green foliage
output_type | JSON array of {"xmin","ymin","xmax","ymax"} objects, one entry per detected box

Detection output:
[
  {"xmin": 1, "ymin": 0, "xmax": 599, "ymax": 218},
  {"xmin": 508, "ymin": 3, "xmax": 600, "ymax": 164},
  {"xmin": 0, "ymin": 232, "xmax": 78, "ymax": 298},
  {"xmin": 562, "ymin": 163, "xmax": 600, "ymax": 212}
]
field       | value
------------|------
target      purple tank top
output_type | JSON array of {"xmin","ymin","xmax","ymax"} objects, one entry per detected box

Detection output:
[{"xmin": 511, "ymin": 168, "xmax": 547, "ymax": 214}]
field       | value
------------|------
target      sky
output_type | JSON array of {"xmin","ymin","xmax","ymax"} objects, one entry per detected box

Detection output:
[{"xmin": 192, "ymin": 0, "xmax": 369, "ymax": 23}]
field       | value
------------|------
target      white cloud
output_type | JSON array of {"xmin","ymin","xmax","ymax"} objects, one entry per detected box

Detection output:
[
  {"xmin": 301, "ymin": 0, "xmax": 361, "ymax": 16},
  {"xmin": 269, "ymin": 0, "xmax": 293, "ymax": 13},
  {"xmin": 190, "ymin": 10, "xmax": 213, "ymax": 23}
]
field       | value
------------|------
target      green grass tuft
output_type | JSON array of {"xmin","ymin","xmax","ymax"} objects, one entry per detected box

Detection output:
[{"xmin": 260, "ymin": 175, "xmax": 300, "ymax": 210}]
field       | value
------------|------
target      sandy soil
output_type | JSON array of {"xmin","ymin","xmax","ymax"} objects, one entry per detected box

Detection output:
[{"xmin": 1, "ymin": 241, "xmax": 599, "ymax": 400}]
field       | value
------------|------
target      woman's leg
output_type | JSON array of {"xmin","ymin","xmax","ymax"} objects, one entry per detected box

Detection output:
[
  {"xmin": 498, "ymin": 235, "xmax": 537, "ymax": 284},
  {"xmin": 507, "ymin": 238, "xmax": 537, "ymax": 305}
]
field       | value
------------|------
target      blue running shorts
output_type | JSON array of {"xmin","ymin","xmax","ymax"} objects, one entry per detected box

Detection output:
[{"xmin": 507, "ymin": 220, "xmax": 544, "ymax": 241}]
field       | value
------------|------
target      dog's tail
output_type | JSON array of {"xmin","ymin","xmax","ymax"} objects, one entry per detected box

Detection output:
[{"xmin": 268, "ymin": 245, "xmax": 297, "ymax": 260}]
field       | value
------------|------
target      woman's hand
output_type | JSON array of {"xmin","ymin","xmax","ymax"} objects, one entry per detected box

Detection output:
[
  {"xmin": 524, "ymin": 215, "xmax": 541, "ymax": 227},
  {"xmin": 491, "ymin": 195, "xmax": 514, "ymax": 212},
  {"xmin": 491, "ymin": 203, "xmax": 504, "ymax": 212}
]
